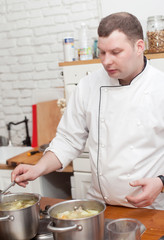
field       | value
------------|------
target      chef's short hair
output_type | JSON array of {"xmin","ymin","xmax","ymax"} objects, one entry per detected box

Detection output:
[{"xmin": 98, "ymin": 12, "xmax": 143, "ymax": 44}]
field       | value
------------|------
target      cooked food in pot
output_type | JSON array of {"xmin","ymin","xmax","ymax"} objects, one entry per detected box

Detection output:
[
  {"xmin": 0, "ymin": 199, "xmax": 37, "ymax": 211},
  {"xmin": 54, "ymin": 206, "xmax": 99, "ymax": 220}
]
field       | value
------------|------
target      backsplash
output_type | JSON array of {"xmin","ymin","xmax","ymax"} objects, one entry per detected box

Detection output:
[{"xmin": 0, "ymin": 0, "xmax": 101, "ymax": 145}]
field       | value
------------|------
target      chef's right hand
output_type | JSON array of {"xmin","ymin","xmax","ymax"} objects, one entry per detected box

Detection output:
[
  {"xmin": 11, "ymin": 151, "xmax": 62, "ymax": 187},
  {"xmin": 11, "ymin": 164, "xmax": 39, "ymax": 187}
]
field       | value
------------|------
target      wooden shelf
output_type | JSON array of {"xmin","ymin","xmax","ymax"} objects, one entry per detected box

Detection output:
[
  {"xmin": 59, "ymin": 52, "xmax": 164, "ymax": 66},
  {"xmin": 144, "ymin": 52, "xmax": 164, "ymax": 59},
  {"xmin": 59, "ymin": 58, "xmax": 100, "ymax": 67}
]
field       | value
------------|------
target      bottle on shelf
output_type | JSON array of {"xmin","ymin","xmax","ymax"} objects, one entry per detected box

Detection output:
[
  {"xmin": 63, "ymin": 37, "xmax": 75, "ymax": 62},
  {"xmin": 79, "ymin": 22, "xmax": 93, "ymax": 61}
]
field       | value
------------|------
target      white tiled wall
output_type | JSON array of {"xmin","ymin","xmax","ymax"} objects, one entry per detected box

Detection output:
[{"xmin": 0, "ymin": 0, "xmax": 101, "ymax": 145}]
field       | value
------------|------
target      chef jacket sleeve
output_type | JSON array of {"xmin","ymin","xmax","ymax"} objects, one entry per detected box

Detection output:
[{"xmin": 45, "ymin": 78, "xmax": 89, "ymax": 170}]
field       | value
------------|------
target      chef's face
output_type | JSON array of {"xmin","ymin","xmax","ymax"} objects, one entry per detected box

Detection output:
[{"xmin": 98, "ymin": 30, "xmax": 144, "ymax": 85}]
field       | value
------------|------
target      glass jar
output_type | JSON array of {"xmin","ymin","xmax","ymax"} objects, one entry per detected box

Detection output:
[{"xmin": 147, "ymin": 15, "xmax": 164, "ymax": 53}]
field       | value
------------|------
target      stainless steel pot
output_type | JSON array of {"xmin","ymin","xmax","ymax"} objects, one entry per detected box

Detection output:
[
  {"xmin": 0, "ymin": 192, "xmax": 41, "ymax": 240},
  {"xmin": 47, "ymin": 199, "xmax": 106, "ymax": 240}
]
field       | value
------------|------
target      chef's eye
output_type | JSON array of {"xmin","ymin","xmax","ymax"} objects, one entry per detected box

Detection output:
[
  {"xmin": 112, "ymin": 50, "xmax": 121, "ymax": 55},
  {"xmin": 99, "ymin": 51, "xmax": 105, "ymax": 55}
]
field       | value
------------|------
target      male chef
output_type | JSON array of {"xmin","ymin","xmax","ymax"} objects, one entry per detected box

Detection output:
[{"xmin": 12, "ymin": 12, "xmax": 164, "ymax": 209}]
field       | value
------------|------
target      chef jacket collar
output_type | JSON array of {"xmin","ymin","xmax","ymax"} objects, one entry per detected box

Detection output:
[
  {"xmin": 109, "ymin": 56, "xmax": 147, "ymax": 87},
  {"xmin": 123, "ymin": 56, "xmax": 147, "ymax": 84}
]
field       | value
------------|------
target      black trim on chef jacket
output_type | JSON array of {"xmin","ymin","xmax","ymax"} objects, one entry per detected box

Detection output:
[
  {"xmin": 128, "ymin": 56, "xmax": 147, "ymax": 83},
  {"xmin": 96, "ymin": 56, "xmax": 147, "ymax": 204}
]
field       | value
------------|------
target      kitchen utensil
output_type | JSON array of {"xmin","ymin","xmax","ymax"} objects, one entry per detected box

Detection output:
[
  {"xmin": 0, "ymin": 181, "xmax": 15, "ymax": 202},
  {"xmin": 1, "ymin": 181, "xmax": 15, "ymax": 195},
  {"xmin": 0, "ymin": 192, "xmax": 41, "ymax": 240},
  {"xmin": 27, "ymin": 150, "xmax": 40, "ymax": 156},
  {"xmin": 106, "ymin": 218, "xmax": 145, "ymax": 240},
  {"xmin": 47, "ymin": 199, "xmax": 106, "ymax": 240}
]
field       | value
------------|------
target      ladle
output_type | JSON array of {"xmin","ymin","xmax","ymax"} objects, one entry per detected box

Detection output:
[{"xmin": 1, "ymin": 181, "xmax": 15, "ymax": 195}]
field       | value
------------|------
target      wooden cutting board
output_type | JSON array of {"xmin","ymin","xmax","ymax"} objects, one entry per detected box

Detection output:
[
  {"xmin": 36, "ymin": 99, "xmax": 62, "ymax": 146},
  {"xmin": 6, "ymin": 147, "xmax": 43, "ymax": 167},
  {"xmin": 6, "ymin": 147, "xmax": 73, "ymax": 172}
]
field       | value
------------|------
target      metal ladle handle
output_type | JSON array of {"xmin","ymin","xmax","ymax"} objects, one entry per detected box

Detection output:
[{"xmin": 1, "ymin": 181, "xmax": 15, "ymax": 194}]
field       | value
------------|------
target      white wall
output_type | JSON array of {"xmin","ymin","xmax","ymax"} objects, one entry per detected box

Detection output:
[
  {"xmin": 101, "ymin": 0, "xmax": 164, "ymax": 35},
  {"xmin": 0, "ymin": 0, "xmax": 100, "ymax": 145}
]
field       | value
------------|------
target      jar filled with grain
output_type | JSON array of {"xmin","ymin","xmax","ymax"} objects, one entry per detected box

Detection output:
[{"xmin": 147, "ymin": 15, "xmax": 164, "ymax": 53}]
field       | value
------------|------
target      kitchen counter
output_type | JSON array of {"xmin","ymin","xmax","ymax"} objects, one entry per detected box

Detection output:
[
  {"xmin": 2, "ymin": 147, "xmax": 73, "ymax": 172},
  {"xmin": 40, "ymin": 197, "xmax": 164, "ymax": 240}
]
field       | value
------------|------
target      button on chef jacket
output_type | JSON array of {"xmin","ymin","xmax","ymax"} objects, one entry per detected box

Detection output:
[{"xmin": 46, "ymin": 61, "xmax": 164, "ymax": 210}]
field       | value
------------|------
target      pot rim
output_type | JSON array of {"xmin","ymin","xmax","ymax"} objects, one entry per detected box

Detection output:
[
  {"xmin": 48, "ymin": 198, "xmax": 106, "ymax": 221},
  {"xmin": 0, "ymin": 192, "xmax": 41, "ymax": 212}
]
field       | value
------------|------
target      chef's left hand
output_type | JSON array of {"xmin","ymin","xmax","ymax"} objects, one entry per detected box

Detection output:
[{"xmin": 125, "ymin": 177, "xmax": 163, "ymax": 208}]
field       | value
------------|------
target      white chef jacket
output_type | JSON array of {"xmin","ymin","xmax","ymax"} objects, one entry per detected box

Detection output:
[{"xmin": 46, "ymin": 60, "xmax": 164, "ymax": 210}]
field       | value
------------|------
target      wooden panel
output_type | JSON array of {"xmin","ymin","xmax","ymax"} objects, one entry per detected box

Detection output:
[{"xmin": 37, "ymin": 100, "xmax": 62, "ymax": 146}]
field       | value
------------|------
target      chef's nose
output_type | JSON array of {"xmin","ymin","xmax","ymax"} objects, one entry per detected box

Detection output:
[{"xmin": 102, "ymin": 53, "xmax": 113, "ymax": 66}]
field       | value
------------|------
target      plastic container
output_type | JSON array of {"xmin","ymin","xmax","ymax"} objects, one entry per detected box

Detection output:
[
  {"xmin": 147, "ymin": 15, "xmax": 164, "ymax": 53},
  {"xmin": 63, "ymin": 37, "xmax": 75, "ymax": 62},
  {"xmin": 79, "ymin": 23, "xmax": 93, "ymax": 60}
]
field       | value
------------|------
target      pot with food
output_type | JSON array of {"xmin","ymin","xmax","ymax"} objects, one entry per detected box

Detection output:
[
  {"xmin": 47, "ymin": 199, "xmax": 106, "ymax": 240},
  {"xmin": 0, "ymin": 192, "xmax": 41, "ymax": 240}
]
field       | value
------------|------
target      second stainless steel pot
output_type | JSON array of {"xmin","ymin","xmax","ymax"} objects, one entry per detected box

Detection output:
[
  {"xmin": 0, "ymin": 192, "xmax": 41, "ymax": 240},
  {"xmin": 47, "ymin": 199, "xmax": 106, "ymax": 240}
]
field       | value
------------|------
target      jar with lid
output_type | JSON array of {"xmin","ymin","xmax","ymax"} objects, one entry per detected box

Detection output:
[{"xmin": 146, "ymin": 15, "xmax": 164, "ymax": 53}]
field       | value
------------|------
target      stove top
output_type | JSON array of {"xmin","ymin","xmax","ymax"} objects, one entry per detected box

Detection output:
[{"xmin": 32, "ymin": 218, "xmax": 53, "ymax": 240}]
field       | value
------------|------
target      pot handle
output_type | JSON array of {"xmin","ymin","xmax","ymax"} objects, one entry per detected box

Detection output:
[
  {"xmin": 0, "ymin": 215, "xmax": 14, "ymax": 222},
  {"xmin": 47, "ymin": 221, "xmax": 83, "ymax": 233}
]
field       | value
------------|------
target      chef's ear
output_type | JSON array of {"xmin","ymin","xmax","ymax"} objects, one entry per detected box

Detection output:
[{"xmin": 136, "ymin": 39, "xmax": 145, "ymax": 55}]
